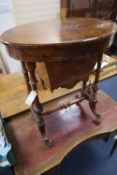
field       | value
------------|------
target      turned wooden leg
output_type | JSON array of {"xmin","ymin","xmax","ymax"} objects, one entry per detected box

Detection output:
[
  {"xmin": 82, "ymin": 83, "xmax": 101, "ymax": 123},
  {"xmin": 87, "ymin": 55, "xmax": 102, "ymax": 123},
  {"xmin": 25, "ymin": 61, "xmax": 53, "ymax": 147},
  {"xmin": 93, "ymin": 55, "xmax": 102, "ymax": 122},
  {"xmin": 21, "ymin": 61, "xmax": 31, "ymax": 93},
  {"xmin": 89, "ymin": 96, "xmax": 101, "ymax": 123},
  {"xmin": 81, "ymin": 69, "xmax": 102, "ymax": 123},
  {"xmin": 94, "ymin": 55, "xmax": 102, "ymax": 86},
  {"xmin": 87, "ymin": 84, "xmax": 101, "ymax": 123}
]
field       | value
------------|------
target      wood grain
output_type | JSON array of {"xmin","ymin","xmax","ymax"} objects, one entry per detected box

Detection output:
[
  {"xmin": 1, "ymin": 18, "xmax": 116, "ymax": 47},
  {"xmin": 0, "ymin": 18, "xmax": 116, "ymax": 63}
]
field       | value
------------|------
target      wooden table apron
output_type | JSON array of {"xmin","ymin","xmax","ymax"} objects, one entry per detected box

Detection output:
[{"xmin": 0, "ymin": 18, "xmax": 117, "ymax": 146}]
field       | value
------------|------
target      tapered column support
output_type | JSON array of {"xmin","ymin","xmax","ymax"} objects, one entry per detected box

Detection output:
[{"xmin": 25, "ymin": 61, "xmax": 53, "ymax": 147}]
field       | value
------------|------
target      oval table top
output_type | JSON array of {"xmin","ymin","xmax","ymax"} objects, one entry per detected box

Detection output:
[{"xmin": 1, "ymin": 18, "xmax": 117, "ymax": 47}]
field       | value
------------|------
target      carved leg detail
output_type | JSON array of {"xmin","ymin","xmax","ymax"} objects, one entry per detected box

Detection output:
[
  {"xmin": 25, "ymin": 62, "xmax": 53, "ymax": 147},
  {"xmin": 33, "ymin": 107, "xmax": 53, "ymax": 147},
  {"xmin": 89, "ymin": 96, "xmax": 101, "ymax": 123},
  {"xmin": 92, "ymin": 54, "xmax": 102, "ymax": 123},
  {"xmin": 81, "ymin": 53, "xmax": 102, "ymax": 123},
  {"xmin": 82, "ymin": 82, "xmax": 101, "ymax": 123}
]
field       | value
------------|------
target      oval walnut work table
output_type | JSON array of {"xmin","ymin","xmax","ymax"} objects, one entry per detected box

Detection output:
[{"xmin": 1, "ymin": 18, "xmax": 117, "ymax": 146}]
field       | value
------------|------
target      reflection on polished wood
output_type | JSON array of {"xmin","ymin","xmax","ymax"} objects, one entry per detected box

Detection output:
[{"xmin": 1, "ymin": 18, "xmax": 117, "ymax": 146}]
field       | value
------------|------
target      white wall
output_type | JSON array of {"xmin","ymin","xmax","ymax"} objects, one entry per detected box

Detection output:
[
  {"xmin": 0, "ymin": 11, "xmax": 22, "ymax": 73},
  {"xmin": 13, "ymin": 0, "xmax": 60, "ymax": 25}
]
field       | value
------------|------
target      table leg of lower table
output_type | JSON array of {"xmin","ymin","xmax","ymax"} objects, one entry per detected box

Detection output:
[
  {"xmin": 25, "ymin": 61, "xmax": 52, "ymax": 147},
  {"xmin": 41, "ymin": 166, "xmax": 59, "ymax": 175}
]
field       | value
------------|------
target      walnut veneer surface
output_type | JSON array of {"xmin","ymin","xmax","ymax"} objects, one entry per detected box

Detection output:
[{"xmin": 1, "ymin": 18, "xmax": 116, "ymax": 61}]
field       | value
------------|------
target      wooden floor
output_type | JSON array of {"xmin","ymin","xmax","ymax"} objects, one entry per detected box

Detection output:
[{"xmin": 5, "ymin": 90, "xmax": 117, "ymax": 175}]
